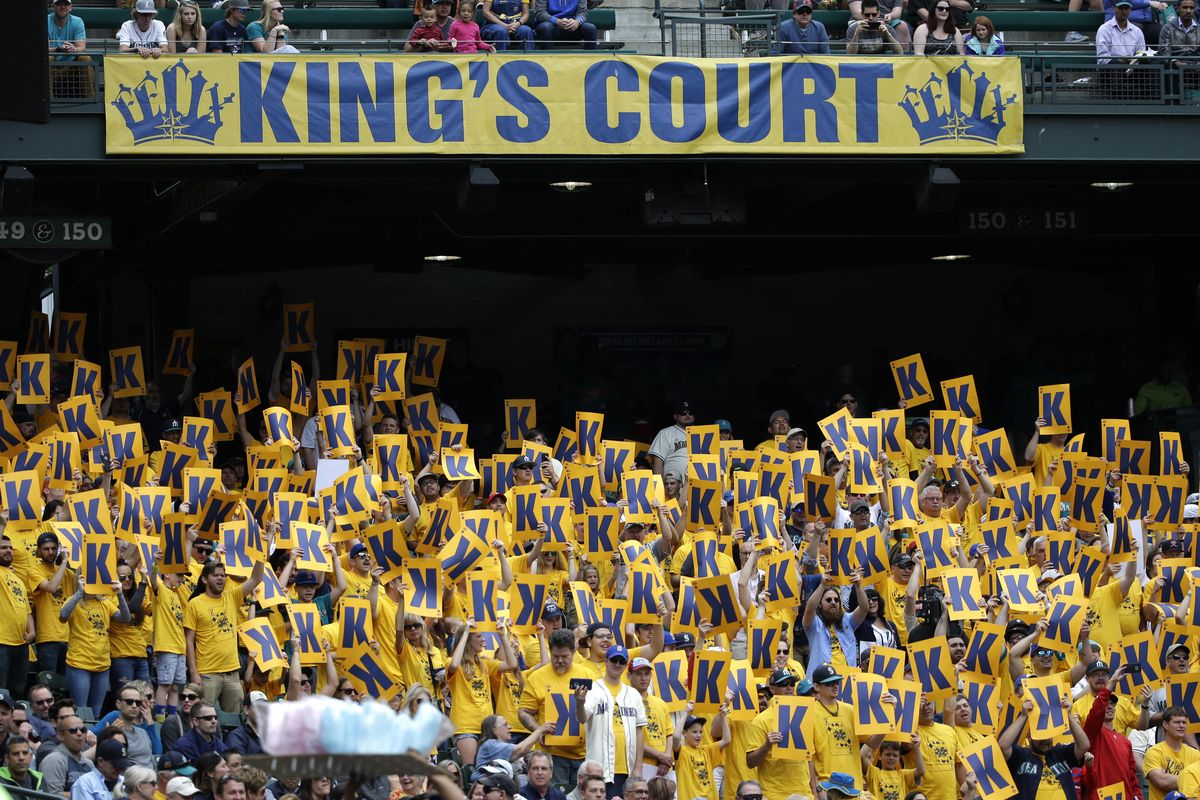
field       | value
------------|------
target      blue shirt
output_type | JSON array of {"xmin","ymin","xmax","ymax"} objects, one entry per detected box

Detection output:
[
  {"xmin": 207, "ymin": 18, "xmax": 247, "ymax": 53},
  {"xmin": 774, "ymin": 17, "xmax": 831, "ymax": 54},
  {"xmin": 69, "ymin": 770, "xmax": 118, "ymax": 800},
  {"xmin": 47, "ymin": 13, "xmax": 86, "ymax": 61},
  {"xmin": 804, "ymin": 609, "xmax": 858, "ymax": 672}
]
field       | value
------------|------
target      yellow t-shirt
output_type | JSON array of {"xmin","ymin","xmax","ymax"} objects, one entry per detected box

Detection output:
[
  {"xmin": 954, "ymin": 725, "xmax": 985, "ymax": 751},
  {"xmin": 373, "ymin": 593, "xmax": 404, "ymax": 690},
  {"xmin": 917, "ymin": 721, "xmax": 960, "ymax": 800},
  {"xmin": 448, "ymin": 657, "xmax": 500, "ymax": 735},
  {"xmin": 1118, "ymin": 579, "xmax": 1144, "ymax": 638},
  {"xmin": 826, "ymin": 623, "xmax": 850, "ymax": 671},
  {"xmin": 881, "ymin": 577, "xmax": 910, "ymax": 649},
  {"xmin": 520, "ymin": 660, "xmax": 597, "ymax": 761},
  {"xmin": 398, "ymin": 639, "xmax": 446, "ymax": 698},
  {"xmin": 183, "ymin": 588, "xmax": 242, "ymax": 674},
  {"xmin": 1086, "ymin": 579, "xmax": 1128, "ymax": 650},
  {"xmin": 343, "ymin": 569, "xmax": 373, "ymax": 601},
  {"xmin": 865, "ymin": 763, "xmax": 917, "ymax": 800},
  {"xmin": 0, "ymin": 566, "xmax": 31, "ymax": 646},
  {"xmin": 811, "ymin": 700, "xmax": 861, "ymax": 784},
  {"xmin": 747, "ymin": 702, "xmax": 808, "ymax": 800},
  {"xmin": 1144, "ymin": 741, "xmax": 1200, "ymax": 800},
  {"xmin": 1033, "ymin": 442, "xmax": 1066, "ymax": 490},
  {"xmin": 1176, "ymin": 760, "xmax": 1200, "ymax": 799},
  {"xmin": 1034, "ymin": 752, "xmax": 1066, "ymax": 800},
  {"xmin": 27, "ymin": 560, "xmax": 75, "ymax": 644},
  {"xmin": 902, "ymin": 441, "xmax": 930, "ymax": 478},
  {"xmin": 604, "ymin": 680, "xmax": 629, "ymax": 775},
  {"xmin": 153, "ymin": 581, "xmax": 187, "ymax": 655},
  {"xmin": 724, "ymin": 717, "xmax": 757, "ymax": 796},
  {"xmin": 493, "ymin": 668, "xmax": 530, "ymax": 734},
  {"xmin": 641, "ymin": 692, "xmax": 674, "ymax": 767},
  {"xmin": 109, "ymin": 593, "xmax": 150, "ymax": 659},
  {"xmin": 65, "ymin": 595, "xmax": 119, "ymax": 671},
  {"xmin": 676, "ymin": 742, "xmax": 722, "ymax": 800}
]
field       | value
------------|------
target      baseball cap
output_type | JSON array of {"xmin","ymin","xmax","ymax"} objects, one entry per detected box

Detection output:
[
  {"xmin": 662, "ymin": 631, "xmax": 676, "ymax": 647},
  {"xmin": 96, "ymin": 739, "xmax": 134, "ymax": 771},
  {"xmin": 1167, "ymin": 642, "xmax": 1191, "ymax": 657},
  {"xmin": 512, "ymin": 455, "xmax": 536, "ymax": 469},
  {"xmin": 53, "ymin": 0, "xmax": 72, "ymax": 5},
  {"xmin": 770, "ymin": 668, "xmax": 799, "ymax": 687},
  {"xmin": 159, "ymin": 752, "xmax": 196, "ymax": 776},
  {"xmin": 787, "ymin": 427, "xmax": 807, "ymax": 439},
  {"xmin": 795, "ymin": 0, "xmax": 814, "ymax": 8},
  {"xmin": 1005, "ymin": 620, "xmax": 1030, "ymax": 641},
  {"xmin": 133, "ymin": 0, "xmax": 159, "ymax": 11},
  {"xmin": 479, "ymin": 760, "xmax": 515, "ymax": 780},
  {"xmin": 163, "ymin": 418, "xmax": 183, "ymax": 433},
  {"xmin": 676, "ymin": 401, "xmax": 694, "ymax": 416},
  {"xmin": 1115, "ymin": 0, "xmax": 1132, "ymax": 6},
  {"xmin": 1165, "ymin": 792, "xmax": 1187, "ymax": 800},
  {"xmin": 485, "ymin": 492, "xmax": 507, "ymax": 505},
  {"xmin": 36, "ymin": 532, "xmax": 58, "ymax": 548},
  {"xmin": 349, "ymin": 543, "xmax": 368, "ymax": 558},
  {"xmin": 673, "ymin": 631, "xmax": 696, "ymax": 648},
  {"xmin": 0, "ymin": 690, "xmax": 14, "ymax": 709},
  {"xmin": 769, "ymin": 409, "xmax": 790, "ymax": 423},
  {"xmin": 796, "ymin": 678, "xmax": 815, "ymax": 696},
  {"xmin": 849, "ymin": 499, "xmax": 870, "ymax": 514},
  {"xmin": 226, "ymin": 0, "xmax": 251, "ymax": 8},
  {"xmin": 293, "ymin": 570, "xmax": 319, "ymax": 587},
  {"xmin": 909, "ymin": 417, "xmax": 929, "ymax": 428},
  {"xmin": 1185, "ymin": 504, "xmax": 1199, "ymax": 520},
  {"xmin": 417, "ymin": 472, "xmax": 440, "ymax": 484},
  {"xmin": 1086, "ymin": 660, "xmax": 1111, "ymax": 675},
  {"xmin": 683, "ymin": 715, "xmax": 707, "ymax": 730},
  {"xmin": 1038, "ymin": 569, "xmax": 1063, "ymax": 585},
  {"xmin": 715, "ymin": 419, "xmax": 733, "ymax": 433},
  {"xmin": 480, "ymin": 775, "xmax": 517, "ymax": 797},
  {"xmin": 248, "ymin": 691, "xmax": 268, "ymax": 705},
  {"xmin": 541, "ymin": 602, "xmax": 564, "ymax": 621},
  {"xmin": 811, "ymin": 664, "xmax": 843, "ymax": 684},
  {"xmin": 166, "ymin": 778, "xmax": 201, "ymax": 796},
  {"xmin": 629, "ymin": 657, "xmax": 653, "ymax": 672},
  {"xmin": 606, "ymin": 644, "xmax": 629, "ymax": 662}
]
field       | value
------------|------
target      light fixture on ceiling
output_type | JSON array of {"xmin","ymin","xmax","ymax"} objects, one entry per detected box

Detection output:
[
  {"xmin": 1090, "ymin": 181, "xmax": 1133, "ymax": 192},
  {"xmin": 930, "ymin": 254, "xmax": 972, "ymax": 262},
  {"xmin": 550, "ymin": 181, "xmax": 593, "ymax": 193},
  {"xmin": 424, "ymin": 255, "xmax": 462, "ymax": 263}
]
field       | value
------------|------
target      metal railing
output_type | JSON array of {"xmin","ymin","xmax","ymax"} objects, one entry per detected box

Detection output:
[{"xmin": 46, "ymin": 46, "xmax": 1200, "ymax": 108}]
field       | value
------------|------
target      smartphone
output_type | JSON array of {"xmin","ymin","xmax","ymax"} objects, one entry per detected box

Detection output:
[
  {"xmin": 1126, "ymin": 662, "xmax": 1142, "ymax": 675},
  {"xmin": 569, "ymin": 678, "xmax": 593, "ymax": 692},
  {"xmin": 868, "ymin": 19, "xmax": 880, "ymax": 28}
]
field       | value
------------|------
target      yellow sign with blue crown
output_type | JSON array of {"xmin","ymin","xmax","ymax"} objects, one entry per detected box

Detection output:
[{"xmin": 104, "ymin": 54, "xmax": 1023, "ymax": 155}]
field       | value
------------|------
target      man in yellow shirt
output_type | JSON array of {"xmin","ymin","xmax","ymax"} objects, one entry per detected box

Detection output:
[
  {"xmin": 628, "ymin": 657, "xmax": 674, "ymax": 781},
  {"xmin": 28, "ymin": 531, "xmax": 74, "ymax": 675},
  {"xmin": 0, "ymin": 536, "xmax": 34, "ymax": 697},
  {"xmin": 747, "ymin": 668, "xmax": 815, "ymax": 800},
  {"xmin": 519, "ymin": 628, "xmax": 602, "ymax": 791},
  {"xmin": 1146, "ymin": 707, "xmax": 1200, "ymax": 800},
  {"xmin": 341, "ymin": 543, "xmax": 374, "ymax": 599},
  {"xmin": 753, "ymin": 410, "xmax": 791, "ymax": 454},
  {"xmin": 916, "ymin": 694, "xmax": 963, "ymax": 800},
  {"xmin": 184, "ymin": 560, "xmax": 264, "ymax": 713},
  {"xmin": 1024, "ymin": 417, "xmax": 1068, "ymax": 490}
]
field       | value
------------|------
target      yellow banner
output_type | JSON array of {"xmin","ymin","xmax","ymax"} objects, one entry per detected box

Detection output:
[{"xmin": 104, "ymin": 54, "xmax": 1023, "ymax": 155}]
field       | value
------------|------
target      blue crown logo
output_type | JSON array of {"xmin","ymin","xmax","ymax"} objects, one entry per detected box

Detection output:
[
  {"xmin": 111, "ymin": 59, "xmax": 234, "ymax": 146},
  {"xmin": 898, "ymin": 61, "xmax": 1018, "ymax": 146}
]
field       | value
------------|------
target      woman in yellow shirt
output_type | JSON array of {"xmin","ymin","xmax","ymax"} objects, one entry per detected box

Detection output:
[
  {"xmin": 527, "ymin": 536, "xmax": 575, "ymax": 607},
  {"xmin": 446, "ymin": 617, "xmax": 519, "ymax": 776},
  {"xmin": 59, "ymin": 578, "xmax": 131, "ymax": 716}
]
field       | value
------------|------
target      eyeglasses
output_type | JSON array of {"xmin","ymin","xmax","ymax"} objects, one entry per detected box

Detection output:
[
  {"xmin": 182, "ymin": 694, "xmax": 200, "ymax": 701},
  {"xmin": 195, "ymin": 715, "xmax": 218, "ymax": 722}
]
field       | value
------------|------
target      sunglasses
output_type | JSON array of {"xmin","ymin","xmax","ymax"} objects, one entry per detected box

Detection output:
[
  {"xmin": 118, "ymin": 698, "xmax": 141, "ymax": 705},
  {"xmin": 609, "ymin": 658, "xmax": 628, "ymax": 666},
  {"xmin": 33, "ymin": 699, "xmax": 51, "ymax": 706},
  {"xmin": 182, "ymin": 694, "xmax": 200, "ymax": 701},
  {"xmin": 740, "ymin": 795, "xmax": 763, "ymax": 800},
  {"xmin": 300, "ymin": 679, "xmax": 312, "ymax": 686},
  {"xmin": 405, "ymin": 622, "xmax": 423, "ymax": 630},
  {"xmin": 194, "ymin": 547, "xmax": 212, "ymax": 554},
  {"xmin": 195, "ymin": 715, "xmax": 218, "ymax": 722},
  {"xmin": 340, "ymin": 687, "xmax": 358, "ymax": 696},
  {"xmin": 63, "ymin": 726, "xmax": 86, "ymax": 734}
]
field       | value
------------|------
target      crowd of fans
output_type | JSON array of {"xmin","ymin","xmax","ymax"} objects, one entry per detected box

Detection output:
[
  {"xmin": 0, "ymin": 304, "xmax": 1199, "ymax": 800},
  {"xmin": 45, "ymin": 0, "xmax": 1200, "ymax": 61}
]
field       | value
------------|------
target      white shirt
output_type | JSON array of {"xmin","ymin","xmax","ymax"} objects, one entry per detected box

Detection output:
[
  {"xmin": 118, "ymin": 18, "xmax": 167, "ymax": 48},
  {"xmin": 582, "ymin": 679, "xmax": 648, "ymax": 782},
  {"xmin": 1096, "ymin": 16, "xmax": 1146, "ymax": 62},
  {"xmin": 648, "ymin": 425, "xmax": 688, "ymax": 479}
]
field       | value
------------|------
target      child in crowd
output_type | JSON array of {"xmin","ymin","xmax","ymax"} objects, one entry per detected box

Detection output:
[
  {"xmin": 406, "ymin": 5, "xmax": 447, "ymax": 51},
  {"xmin": 450, "ymin": 0, "xmax": 495, "ymax": 52}
]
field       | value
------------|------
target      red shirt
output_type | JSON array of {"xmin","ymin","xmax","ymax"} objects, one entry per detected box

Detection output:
[{"xmin": 1082, "ymin": 688, "xmax": 1143, "ymax": 800}]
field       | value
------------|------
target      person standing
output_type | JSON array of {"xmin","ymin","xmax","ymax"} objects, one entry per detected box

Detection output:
[
  {"xmin": 60, "ymin": 579, "xmax": 130, "ymax": 717},
  {"xmin": 576, "ymin": 645, "xmax": 647, "ymax": 798},
  {"xmin": 184, "ymin": 561, "xmax": 265, "ymax": 713},
  {"xmin": 648, "ymin": 403, "xmax": 693, "ymax": 479},
  {"xmin": 47, "ymin": 0, "xmax": 88, "ymax": 61},
  {"xmin": 28, "ymin": 532, "xmax": 74, "ymax": 676}
]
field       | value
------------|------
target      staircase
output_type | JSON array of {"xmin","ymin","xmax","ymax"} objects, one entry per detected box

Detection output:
[{"xmin": 604, "ymin": 0, "xmax": 669, "ymax": 53}]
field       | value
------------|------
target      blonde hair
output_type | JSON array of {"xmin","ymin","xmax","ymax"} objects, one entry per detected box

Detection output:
[
  {"xmin": 170, "ymin": 0, "xmax": 205, "ymax": 41},
  {"xmin": 255, "ymin": 0, "xmax": 280, "ymax": 31},
  {"xmin": 122, "ymin": 766, "xmax": 157, "ymax": 798}
]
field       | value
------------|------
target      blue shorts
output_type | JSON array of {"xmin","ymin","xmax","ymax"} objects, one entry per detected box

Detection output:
[{"xmin": 156, "ymin": 652, "xmax": 188, "ymax": 686}]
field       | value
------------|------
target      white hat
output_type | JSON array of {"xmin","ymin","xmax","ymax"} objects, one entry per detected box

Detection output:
[
  {"xmin": 166, "ymin": 778, "xmax": 201, "ymax": 797},
  {"xmin": 479, "ymin": 761, "xmax": 514, "ymax": 780},
  {"xmin": 248, "ymin": 691, "xmax": 268, "ymax": 704},
  {"xmin": 134, "ymin": 0, "xmax": 158, "ymax": 12},
  {"xmin": 1185, "ymin": 504, "xmax": 1199, "ymax": 520}
]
